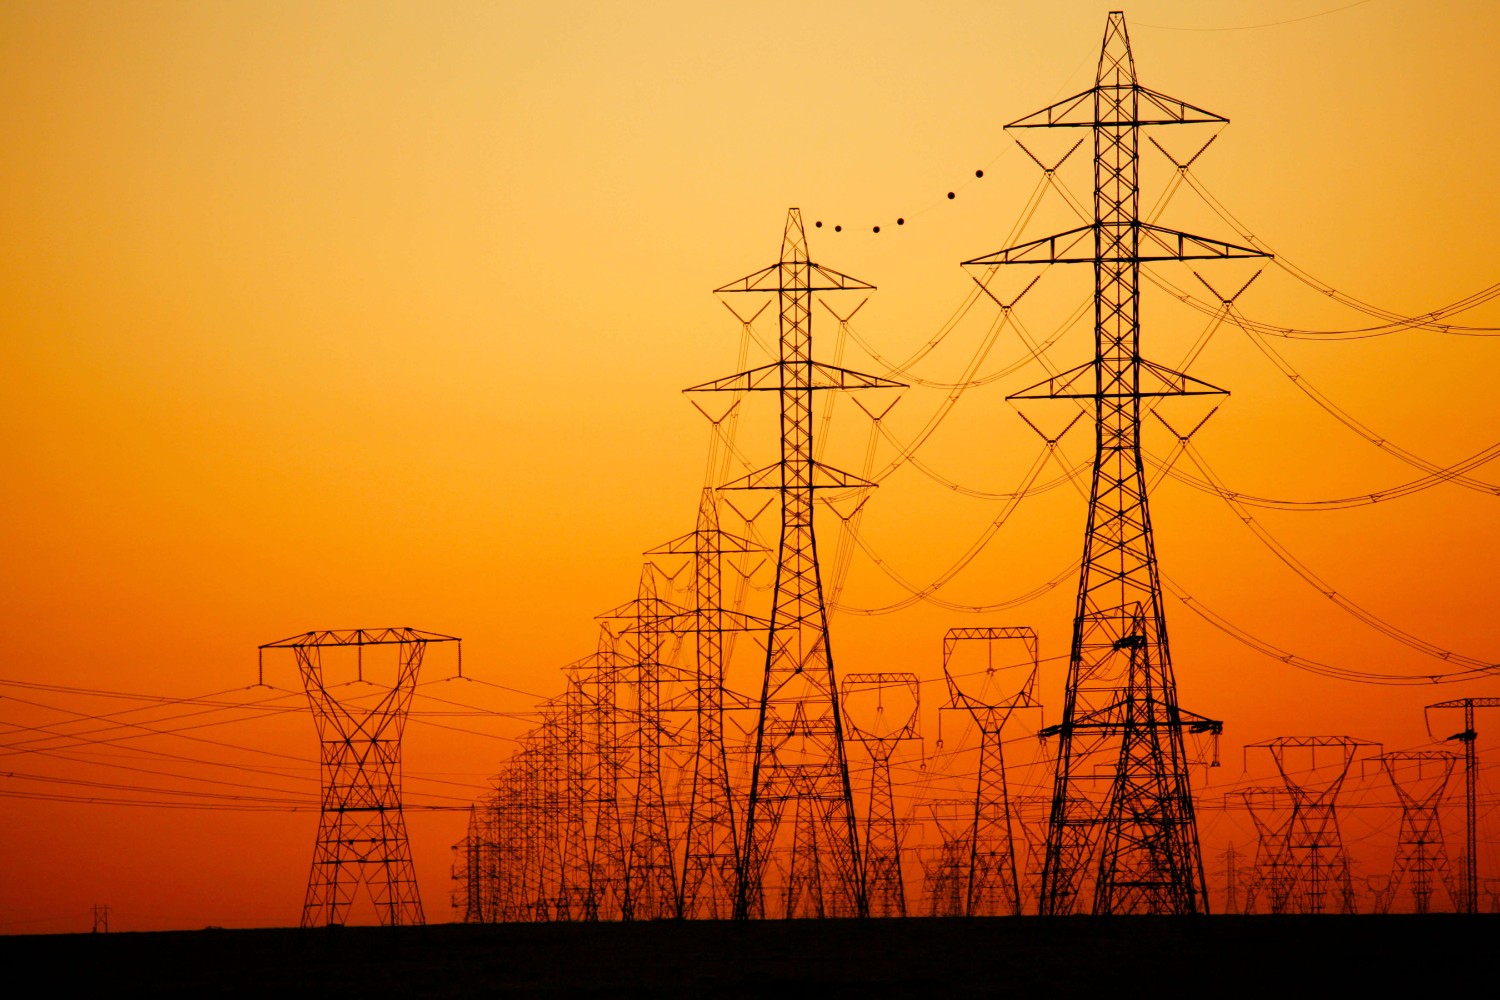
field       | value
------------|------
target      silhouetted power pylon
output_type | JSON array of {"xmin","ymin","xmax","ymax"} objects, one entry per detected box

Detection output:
[
  {"xmin": 941, "ymin": 628, "xmax": 1041, "ymax": 916},
  {"xmin": 963, "ymin": 10, "xmax": 1256, "ymax": 915},
  {"xmin": 689, "ymin": 208, "xmax": 903, "ymax": 919},
  {"xmin": 1240, "ymin": 787, "xmax": 1293, "ymax": 914},
  {"xmin": 645, "ymin": 488, "xmax": 767, "ymax": 919},
  {"xmin": 1376, "ymin": 751, "xmax": 1457, "ymax": 914},
  {"xmin": 842, "ymin": 672, "xmax": 921, "ymax": 917},
  {"xmin": 261, "ymin": 627, "xmax": 458, "ymax": 927},
  {"xmin": 1249, "ymin": 736, "xmax": 1377, "ymax": 914},
  {"xmin": 599, "ymin": 566, "xmax": 686, "ymax": 921},
  {"xmin": 1426, "ymin": 697, "xmax": 1500, "ymax": 913}
]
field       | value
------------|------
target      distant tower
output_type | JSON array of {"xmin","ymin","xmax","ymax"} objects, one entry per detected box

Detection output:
[
  {"xmin": 1240, "ymin": 787, "xmax": 1293, "ymax": 914},
  {"xmin": 1249, "ymin": 736, "xmax": 1375, "ymax": 914},
  {"xmin": 841, "ymin": 672, "xmax": 921, "ymax": 917},
  {"xmin": 598, "ymin": 567, "xmax": 685, "ymax": 921},
  {"xmin": 941, "ymin": 628, "xmax": 1041, "ymax": 916},
  {"xmin": 689, "ymin": 208, "xmax": 903, "ymax": 919},
  {"xmin": 1426, "ymin": 697, "xmax": 1500, "ymax": 913},
  {"xmin": 964, "ymin": 11, "xmax": 1258, "ymax": 915},
  {"xmin": 646, "ymin": 489, "xmax": 767, "ymax": 919},
  {"xmin": 261, "ymin": 628, "xmax": 458, "ymax": 927},
  {"xmin": 1378, "ymin": 751, "xmax": 1458, "ymax": 913}
]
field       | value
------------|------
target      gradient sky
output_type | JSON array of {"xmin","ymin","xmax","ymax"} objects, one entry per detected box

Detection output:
[{"xmin": 2, "ymin": 0, "xmax": 1498, "ymax": 931}]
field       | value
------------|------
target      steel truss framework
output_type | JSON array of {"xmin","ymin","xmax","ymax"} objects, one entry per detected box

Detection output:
[
  {"xmin": 1427, "ymin": 697, "xmax": 1500, "ymax": 913},
  {"xmin": 941, "ymin": 628, "xmax": 1041, "ymax": 916},
  {"xmin": 646, "ymin": 489, "xmax": 768, "ymax": 919},
  {"xmin": 1247, "ymin": 736, "xmax": 1377, "ymax": 915},
  {"xmin": 964, "ymin": 10, "xmax": 1257, "ymax": 915},
  {"xmin": 262, "ymin": 627, "xmax": 459, "ymax": 927},
  {"xmin": 689, "ymin": 208, "xmax": 903, "ymax": 919},
  {"xmin": 1376, "ymin": 751, "xmax": 1458, "ymax": 914},
  {"xmin": 841, "ymin": 672, "xmax": 921, "ymax": 917}
]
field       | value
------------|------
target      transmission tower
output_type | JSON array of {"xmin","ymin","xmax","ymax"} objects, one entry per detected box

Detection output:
[
  {"xmin": 1426, "ymin": 697, "xmax": 1500, "ymax": 913},
  {"xmin": 689, "ymin": 207, "xmax": 903, "ymax": 919},
  {"xmin": 841, "ymin": 672, "xmax": 921, "ymax": 917},
  {"xmin": 963, "ymin": 10, "xmax": 1256, "ymax": 915},
  {"xmin": 1249, "ymin": 736, "xmax": 1376, "ymax": 915},
  {"xmin": 1376, "ymin": 751, "xmax": 1457, "ymax": 914},
  {"xmin": 570, "ymin": 625, "xmax": 628, "ymax": 920},
  {"xmin": 940, "ymin": 628, "xmax": 1041, "ymax": 916},
  {"xmin": 921, "ymin": 800, "xmax": 973, "ymax": 917},
  {"xmin": 261, "ymin": 628, "xmax": 457, "ymax": 927},
  {"xmin": 598, "ymin": 566, "xmax": 686, "ymax": 921},
  {"xmin": 1216, "ymin": 842, "xmax": 1242, "ymax": 915},
  {"xmin": 646, "ymin": 488, "xmax": 767, "ymax": 919},
  {"xmin": 1240, "ymin": 787, "xmax": 1293, "ymax": 914}
]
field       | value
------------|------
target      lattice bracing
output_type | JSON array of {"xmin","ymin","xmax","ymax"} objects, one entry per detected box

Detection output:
[
  {"xmin": 261, "ymin": 628, "xmax": 459, "ymax": 927},
  {"xmin": 842, "ymin": 672, "xmax": 921, "ymax": 917},
  {"xmin": 690, "ymin": 208, "xmax": 902, "ymax": 919},
  {"xmin": 963, "ymin": 11, "xmax": 1257, "ymax": 915}
]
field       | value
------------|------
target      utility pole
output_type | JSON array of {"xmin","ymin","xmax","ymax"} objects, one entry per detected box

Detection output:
[
  {"xmin": 963, "ymin": 10, "xmax": 1258, "ymax": 915},
  {"xmin": 690, "ymin": 208, "xmax": 902, "ymax": 919},
  {"xmin": 1426, "ymin": 697, "xmax": 1500, "ymax": 913}
]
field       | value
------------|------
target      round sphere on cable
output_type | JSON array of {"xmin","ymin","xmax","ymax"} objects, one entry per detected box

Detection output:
[{"xmin": 947, "ymin": 191, "xmax": 955, "ymax": 199}]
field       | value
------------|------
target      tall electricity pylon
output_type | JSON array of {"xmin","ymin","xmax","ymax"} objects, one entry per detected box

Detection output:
[
  {"xmin": 1376, "ymin": 751, "xmax": 1457, "ymax": 914},
  {"xmin": 1249, "ymin": 736, "xmax": 1376, "ymax": 914},
  {"xmin": 599, "ymin": 567, "xmax": 685, "ymax": 921},
  {"xmin": 690, "ymin": 208, "xmax": 903, "ymax": 919},
  {"xmin": 1427, "ymin": 697, "xmax": 1500, "ymax": 913},
  {"xmin": 941, "ymin": 628, "xmax": 1041, "ymax": 916},
  {"xmin": 963, "ymin": 11, "xmax": 1258, "ymax": 915},
  {"xmin": 841, "ymin": 672, "xmax": 921, "ymax": 917},
  {"xmin": 647, "ymin": 488, "xmax": 767, "ymax": 919},
  {"xmin": 1240, "ymin": 787, "xmax": 1293, "ymax": 914},
  {"xmin": 261, "ymin": 627, "xmax": 458, "ymax": 927}
]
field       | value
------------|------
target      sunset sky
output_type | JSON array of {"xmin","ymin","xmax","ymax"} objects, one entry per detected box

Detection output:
[{"xmin": 3, "ymin": 0, "xmax": 1498, "ymax": 931}]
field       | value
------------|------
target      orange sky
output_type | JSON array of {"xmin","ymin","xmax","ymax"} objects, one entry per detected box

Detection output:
[{"xmin": 2, "ymin": 0, "xmax": 1499, "ymax": 931}]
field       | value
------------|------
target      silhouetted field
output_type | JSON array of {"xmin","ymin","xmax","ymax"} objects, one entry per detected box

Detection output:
[{"xmin": 5, "ymin": 915, "xmax": 1489, "ymax": 996}]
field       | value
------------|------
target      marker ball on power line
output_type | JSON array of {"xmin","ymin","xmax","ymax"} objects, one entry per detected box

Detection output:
[
  {"xmin": 976, "ymin": 169, "xmax": 984, "ymax": 178},
  {"xmin": 834, "ymin": 225, "xmax": 841, "ymax": 232},
  {"xmin": 815, "ymin": 221, "xmax": 822, "ymax": 228},
  {"xmin": 947, "ymin": 191, "xmax": 955, "ymax": 199},
  {"xmin": 897, "ymin": 218, "xmax": 904, "ymax": 225},
  {"xmin": 873, "ymin": 226, "xmax": 880, "ymax": 233}
]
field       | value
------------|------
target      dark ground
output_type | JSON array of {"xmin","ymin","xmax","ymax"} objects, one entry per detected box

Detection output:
[{"xmin": 4, "ymin": 915, "xmax": 1490, "ymax": 997}]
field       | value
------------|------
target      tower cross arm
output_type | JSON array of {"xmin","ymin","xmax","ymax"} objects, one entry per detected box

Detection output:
[
  {"xmin": 963, "ymin": 224, "xmax": 1266, "ymax": 268},
  {"xmin": 684, "ymin": 362, "xmax": 904, "ymax": 393},
  {"xmin": 717, "ymin": 460, "xmax": 878, "ymax": 491},
  {"xmin": 714, "ymin": 262, "xmax": 876, "ymax": 295},
  {"xmin": 1005, "ymin": 85, "xmax": 1227, "ymax": 129}
]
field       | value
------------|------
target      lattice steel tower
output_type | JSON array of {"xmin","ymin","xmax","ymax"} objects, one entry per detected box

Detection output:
[
  {"xmin": 941, "ymin": 628, "xmax": 1041, "ymax": 916},
  {"xmin": 261, "ymin": 627, "xmax": 458, "ymax": 927},
  {"xmin": 1377, "ymin": 751, "xmax": 1458, "ymax": 914},
  {"xmin": 964, "ymin": 11, "xmax": 1258, "ymax": 915},
  {"xmin": 1427, "ymin": 697, "xmax": 1500, "ymax": 913},
  {"xmin": 842, "ymin": 672, "xmax": 921, "ymax": 918},
  {"xmin": 598, "ymin": 567, "xmax": 685, "ymax": 921},
  {"xmin": 647, "ymin": 488, "xmax": 766, "ymax": 919},
  {"xmin": 690, "ymin": 208, "xmax": 902, "ymax": 919}
]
